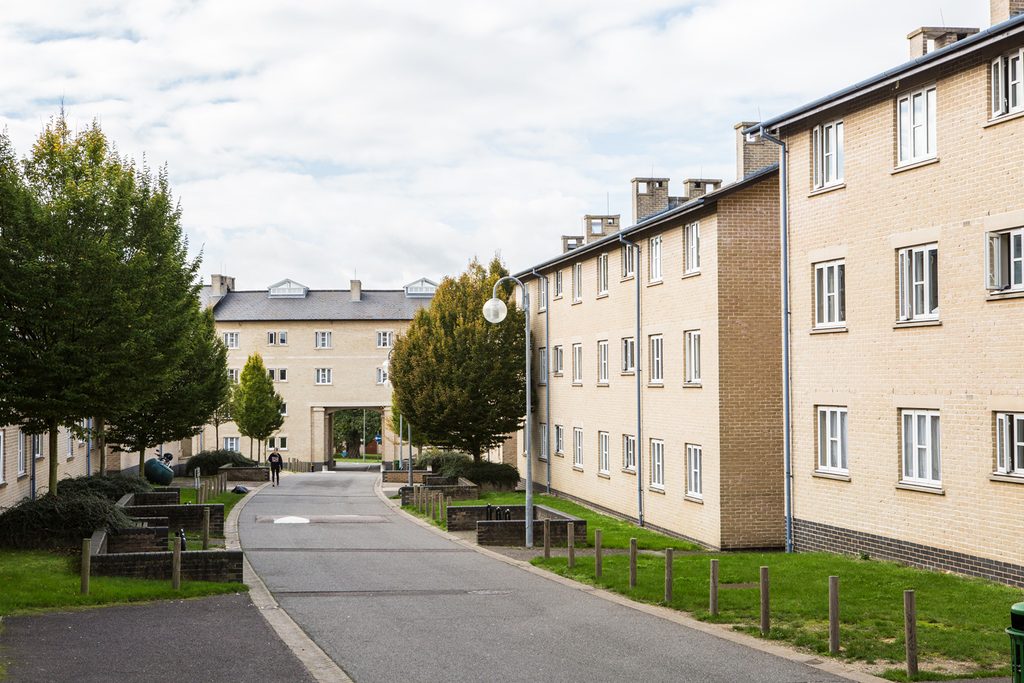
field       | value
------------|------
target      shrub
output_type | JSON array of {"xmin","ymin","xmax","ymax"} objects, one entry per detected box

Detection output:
[
  {"xmin": 0, "ymin": 493, "xmax": 136, "ymax": 550},
  {"xmin": 415, "ymin": 449, "xmax": 471, "ymax": 472},
  {"xmin": 440, "ymin": 460, "xmax": 520, "ymax": 489},
  {"xmin": 55, "ymin": 474, "xmax": 152, "ymax": 502},
  {"xmin": 185, "ymin": 449, "xmax": 257, "ymax": 476}
]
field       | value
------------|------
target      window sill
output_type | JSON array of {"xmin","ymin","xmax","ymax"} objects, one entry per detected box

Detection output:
[
  {"xmin": 597, "ymin": 472, "xmax": 611, "ymax": 480},
  {"xmin": 648, "ymin": 485, "xmax": 666, "ymax": 495},
  {"xmin": 990, "ymin": 473, "xmax": 1024, "ymax": 484},
  {"xmin": 647, "ymin": 280, "xmax": 663, "ymax": 288},
  {"xmin": 810, "ymin": 326, "xmax": 848, "ymax": 335},
  {"xmin": 891, "ymin": 157, "xmax": 939, "ymax": 175},
  {"xmin": 571, "ymin": 300, "xmax": 583, "ymax": 306},
  {"xmin": 620, "ymin": 275, "xmax": 636, "ymax": 283},
  {"xmin": 571, "ymin": 382, "xmax": 583, "ymax": 387},
  {"xmin": 17, "ymin": 474, "xmax": 28, "ymax": 481},
  {"xmin": 684, "ymin": 494, "xmax": 704, "ymax": 505},
  {"xmin": 0, "ymin": 481, "xmax": 6, "ymax": 488},
  {"xmin": 682, "ymin": 382, "xmax": 702, "ymax": 389},
  {"xmin": 553, "ymin": 452, "xmax": 565, "ymax": 458},
  {"xmin": 813, "ymin": 470, "xmax": 851, "ymax": 482},
  {"xmin": 984, "ymin": 109, "xmax": 1024, "ymax": 128},
  {"xmin": 553, "ymin": 295, "xmax": 563, "ymax": 301},
  {"xmin": 553, "ymin": 372, "xmax": 563, "ymax": 378},
  {"xmin": 896, "ymin": 481, "xmax": 945, "ymax": 495},
  {"xmin": 572, "ymin": 466, "xmax": 584, "ymax": 473},
  {"xmin": 987, "ymin": 290, "xmax": 1024, "ymax": 301},
  {"xmin": 596, "ymin": 293, "xmax": 609, "ymax": 300},
  {"xmin": 647, "ymin": 382, "xmax": 664, "ymax": 388},
  {"xmin": 621, "ymin": 370, "xmax": 636, "ymax": 376},
  {"xmin": 893, "ymin": 319, "xmax": 941, "ymax": 329},
  {"xmin": 681, "ymin": 271, "xmax": 701, "ymax": 281},
  {"xmin": 808, "ymin": 182, "xmax": 846, "ymax": 198},
  {"xmin": 621, "ymin": 468, "xmax": 636, "ymax": 476},
  {"xmin": 596, "ymin": 382, "xmax": 609, "ymax": 388}
]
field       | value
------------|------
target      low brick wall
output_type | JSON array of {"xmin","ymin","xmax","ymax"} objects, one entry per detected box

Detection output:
[
  {"xmin": 218, "ymin": 465, "xmax": 269, "ymax": 481},
  {"xmin": 91, "ymin": 549, "xmax": 243, "ymax": 582},
  {"xmin": 446, "ymin": 504, "xmax": 585, "ymax": 546},
  {"xmin": 132, "ymin": 491, "xmax": 180, "ymax": 506},
  {"xmin": 124, "ymin": 503, "xmax": 225, "ymax": 535},
  {"xmin": 107, "ymin": 527, "xmax": 169, "ymax": 553},
  {"xmin": 398, "ymin": 478, "xmax": 479, "ymax": 506},
  {"xmin": 382, "ymin": 470, "xmax": 430, "ymax": 484}
]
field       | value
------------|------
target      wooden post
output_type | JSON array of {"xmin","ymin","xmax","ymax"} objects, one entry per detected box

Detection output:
[
  {"xmin": 594, "ymin": 529, "xmax": 603, "ymax": 579},
  {"xmin": 81, "ymin": 538, "xmax": 91, "ymax": 595},
  {"xmin": 202, "ymin": 507, "xmax": 211, "ymax": 550},
  {"xmin": 629, "ymin": 538, "xmax": 638, "ymax": 589},
  {"xmin": 710, "ymin": 559, "xmax": 719, "ymax": 616},
  {"xmin": 197, "ymin": 483, "xmax": 203, "ymax": 505},
  {"xmin": 567, "ymin": 522, "xmax": 575, "ymax": 568},
  {"xmin": 543, "ymin": 519, "xmax": 551, "ymax": 559},
  {"xmin": 172, "ymin": 535, "xmax": 182, "ymax": 590},
  {"xmin": 664, "ymin": 548, "xmax": 674, "ymax": 603},
  {"xmin": 829, "ymin": 575, "xmax": 840, "ymax": 655},
  {"xmin": 759, "ymin": 566, "xmax": 770, "ymax": 635},
  {"xmin": 904, "ymin": 590, "xmax": 918, "ymax": 678}
]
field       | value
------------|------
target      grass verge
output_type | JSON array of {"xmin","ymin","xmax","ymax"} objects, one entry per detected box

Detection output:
[
  {"xmin": 335, "ymin": 455, "xmax": 382, "ymax": 462},
  {"xmin": 178, "ymin": 488, "xmax": 246, "ymax": 519}
]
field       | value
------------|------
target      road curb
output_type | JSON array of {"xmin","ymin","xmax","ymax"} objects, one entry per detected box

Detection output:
[
  {"xmin": 227, "ymin": 478, "xmax": 355, "ymax": 683},
  {"xmin": 375, "ymin": 480, "xmax": 888, "ymax": 683}
]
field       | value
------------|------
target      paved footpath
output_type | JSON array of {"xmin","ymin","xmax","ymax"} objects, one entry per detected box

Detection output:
[{"xmin": 240, "ymin": 471, "xmax": 852, "ymax": 683}]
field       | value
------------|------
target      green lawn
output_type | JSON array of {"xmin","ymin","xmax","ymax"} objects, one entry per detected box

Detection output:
[
  {"xmin": 0, "ymin": 550, "xmax": 245, "ymax": 616},
  {"xmin": 335, "ymin": 454, "xmax": 382, "ymax": 462},
  {"xmin": 178, "ymin": 488, "xmax": 246, "ymax": 519},
  {"xmin": 534, "ymin": 551, "xmax": 1022, "ymax": 680}
]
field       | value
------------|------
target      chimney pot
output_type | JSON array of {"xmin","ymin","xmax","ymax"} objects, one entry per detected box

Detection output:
[
  {"xmin": 992, "ymin": 0, "xmax": 1024, "ymax": 25},
  {"xmin": 631, "ymin": 177, "xmax": 671, "ymax": 223},
  {"xmin": 583, "ymin": 214, "xmax": 620, "ymax": 243}
]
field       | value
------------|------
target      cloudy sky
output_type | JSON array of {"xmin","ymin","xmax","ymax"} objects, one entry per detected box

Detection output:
[{"xmin": 1, "ymin": 1, "xmax": 990, "ymax": 291}]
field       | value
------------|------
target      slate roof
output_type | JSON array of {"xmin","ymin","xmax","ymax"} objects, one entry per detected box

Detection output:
[{"xmin": 207, "ymin": 288, "xmax": 430, "ymax": 322}]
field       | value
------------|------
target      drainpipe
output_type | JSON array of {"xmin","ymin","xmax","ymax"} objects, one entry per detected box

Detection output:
[
  {"xmin": 86, "ymin": 418, "xmax": 92, "ymax": 476},
  {"xmin": 758, "ymin": 124, "xmax": 794, "ymax": 553},
  {"xmin": 531, "ymin": 268, "xmax": 551, "ymax": 493},
  {"xmin": 617, "ymin": 234, "xmax": 644, "ymax": 527}
]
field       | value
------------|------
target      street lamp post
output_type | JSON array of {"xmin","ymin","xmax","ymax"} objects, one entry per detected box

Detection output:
[
  {"xmin": 483, "ymin": 276, "xmax": 533, "ymax": 548},
  {"xmin": 385, "ymin": 348, "xmax": 414, "ymax": 487}
]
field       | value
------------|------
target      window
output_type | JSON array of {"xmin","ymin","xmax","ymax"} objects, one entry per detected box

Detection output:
[
  {"xmin": 812, "ymin": 120, "xmax": 845, "ymax": 189},
  {"xmin": 17, "ymin": 429, "xmax": 25, "ymax": 476},
  {"xmin": 898, "ymin": 244, "xmax": 939, "ymax": 321},
  {"xmin": 268, "ymin": 368, "xmax": 287, "ymax": 382},
  {"xmin": 815, "ymin": 260, "xmax": 846, "ymax": 328},
  {"xmin": 572, "ymin": 343, "xmax": 583, "ymax": 383},
  {"xmin": 650, "ymin": 439, "xmax": 665, "ymax": 489},
  {"xmin": 376, "ymin": 367, "xmax": 388, "ymax": 384},
  {"xmin": 901, "ymin": 409, "xmax": 941, "ymax": 486},
  {"xmin": 598, "ymin": 431, "xmax": 610, "ymax": 474},
  {"xmin": 572, "ymin": 263, "xmax": 583, "ymax": 302},
  {"xmin": 621, "ymin": 337, "xmax": 635, "ymax": 373},
  {"xmin": 538, "ymin": 277, "xmax": 547, "ymax": 312},
  {"xmin": 597, "ymin": 253, "xmax": 609, "ymax": 295},
  {"xmin": 573, "ymin": 428, "xmax": 584, "ymax": 468},
  {"xmin": 538, "ymin": 347, "xmax": 547, "ymax": 384},
  {"xmin": 227, "ymin": 368, "xmax": 239, "ymax": 383},
  {"xmin": 280, "ymin": 402, "xmax": 288, "ymax": 416},
  {"xmin": 66, "ymin": 428, "xmax": 73, "ymax": 460},
  {"xmin": 649, "ymin": 335, "xmax": 663, "ymax": 384},
  {"xmin": 223, "ymin": 332, "xmax": 239, "ymax": 349},
  {"xmin": 315, "ymin": 368, "xmax": 333, "ymax": 385},
  {"xmin": 649, "ymin": 235, "xmax": 663, "ymax": 282},
  {"xmin": 622, "ymin": 244, "xmax": 636, "ymax": 278},
  {"xmin": 31, "ymin": 434, "xmax": 42, "ymax": 460},
  {"xmin": 553, "ymin": 346, "xmax": 564, "ymax": 374},
  {"xmin": 686, "ymin": 444, "xmax": 702, "ymax": 498},
  {"xmin": 897, "ymin": 86, "xmax": 937, "ymax": 165},
  {"xmin": 267, "ymin": 436, "xmax": 289, "ymax": 450},
  {"xmin": 622, "ymin": 435, "xmax": 636, "ymax": 471},
  {"xmin": 684, "ymin": 222, "xmax": 700, "ymax": 273},
  {"xmin": 555, "ymin": 425, "xmax": 565, "ymax": 454},
  {"xmin": 992, "ymin": 49, "xmax": 1024, "ymax": 118},
  {"xmin": 267, "ymin": 330, "xmax": 288, "ymax": 345},
  {"xmin": 597, "ymin": 340, "xmax": 609, "ymax": 383},
  {"xmin": 376, "ymin": 331, "xmax": 394, "ymax": 348},
  {"xmin": 0, "ymin": 430, "xmax": 4, "ymax": 483},
  {"xmin": 996, "ymin": 412, "xmax": 1024, "ymax": 475},
  {"xmin": 315, "ymin": 331, "xmax": 332, "ymax": 349},
  {"xmin": 224, "ymin": 436, "xmax": 240, "ymax": 452},
  {"xmin": 987, "ymin": 228, "xmax": 1024, "ymax": 292},
  {"xmin": 554, "ymin": 271, "xmax": 563, "ymax": 298},
  {"xmin": 540, "ymin": 423, "xmax": 549, "ymax": 461},
  {"xmin": 817, "ymin": 406, "xmax": 849, "ymax": 474},
  {"xmin": 684, "ymin": 330, "xmax": 701, "ymax": 384}
]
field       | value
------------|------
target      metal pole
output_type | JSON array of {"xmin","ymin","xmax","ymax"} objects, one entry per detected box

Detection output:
[
  {"xmin": 398, "ymin": 413, "xmax": 403, "ymax": 471},
  {"xmin": 407, "ymin": 421, "xmax": 413, "ymax": 488},
  {"xmin": 362, "ymin": 409, "xmax": 366, "ymax": 458},
  {"xmin": 531, "ymin": 269, "xmax": 551, "ymax": 494},
  {"xmin": 617, "ymin": 235, "xmax": 643, "ymax": 527}
]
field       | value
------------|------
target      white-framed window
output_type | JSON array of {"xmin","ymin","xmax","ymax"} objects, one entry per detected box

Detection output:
[
  {"xmin": 227, "ymin": 368, "xmax": 239, "ymax": 383},
  {"xmin": 572, "ymin": 343, "xmax": 583, "ymax": 383},
  {"xmin": 986, "ymin": 228, "xmax": 1024, "ymax": 292},
  {"xmin": 224, "ymin": 436, "xmax": 240, "ymax": 452},
  {"xmin": 315, "ymin": 330, "xmax": 332, "ymax": 349},
  {"xmin": 598, "ymin": 431, "xmax": 610, "ymax": 474},
  {"xmin": 686, "ymin": 444, "xmax": 702, "ymax": 498},
  {"xmin": 817, "ymin": 406, "xmax": 849, "ymax": 474},
  {"xmin": 622, "ymin": 434, "xmax": 636, "ymax": 471},
  {"xmin": 815, "ymin": 260, "xmax": 846, "ymax": 328},
  {"xmin": 31, "ymin": 434, "xmax": 42, "ymax": 460},
  {"xmin": 554, "ymin": 271, "xmax": 563, "ymax": 298},
  {"xmin": 315, "ymin": 367, "xmax": 333, "ymax": 385},
  {"xmin": 684, "ymin": 330, "xmax": 701, "ymax": 384},
  {"xmin": 540, "ymin": 423, "xmax": 549, "ymax": 461},
  {"xmin": 597, "ymin": 340, "xmax": 609, "ymax": 383},
  {"xmin": 66, "ymin": 427, "xmax": 73, "ymax": 460},
  {"xmin": 650, "ymin": 439, "xmax": 665, "ymax": 489},
  {"xmin": 553, "ymin": 346, "xmax": 564, "ymax": 374},
  {"xmin": 17, "ymin": 429, "xmax": 26, "ymax": 476},
  {"xmin": 280, "ymin": 402, "xmax": 288, "ymax": 416},
  {"xmin": 267, "ymin": 330, "xmax": 288, "ymax": 346},
  {"xmin": 376, "ymin": 331, "xmax": 394, "ymax": 348},
  {"xmin": 622, "ymin": 243, "xmax": 636, "ymax": 278},
  {"xmin": 996, "ymin": 412, "xmax": 1024, "ymax": 475},
  {"xmin": 812, "ymin": 120, "xmax": 845, "ymax": 189},
  {"xmin": 649, "ymin": 335, "xmax": 663, "ymax": 384},
  {"xmin": 572, "ymin": 263, "xmax": 583, "ymax": 302},
  {"xmin": 573, "ymin": 427, "xmax": 584, "ymax": 468},
  {"xmin": 649, "ymin": 235, "xmax": 663, "ymax": 282},
  {"xmin": 897, "ymin": 86, "xmax": 937, "ymax": 165},
  {"xmin": 267, "ymin": 436, "xmax": 289, "ymax": 450},
  {"xmin": 268, "ymin": 368, "xmax": 288, "ymax": 382},
  {"xmin": 684, "ymin": 222, "xmax": 700, "ymax": 273},
  {"xmin": 538, "ymin": 347, "xmax": 547, "ymax": 385},
  {"xmin": 555, "ymin": 425, "xmax": 565, "ymax": 454},
  {"xmin": 898, "ymin": 244, "xmax": 939, "ymax": 321},
  {"xmin": 376, "ymin": 367, "xmax": 388, "ymax": 384},
  {"xmin": 992, "ymin": 48, "xmax": 1024, "ymax": 118},
  {"xmin": 597, "ymin": 253, "xmax": 609, "ymax": 295},
  {"xmin": 223, "ymin": 332, "xmax": 239, "ymax": 349},
  {"xmin": 0, "ymin": 430, "xmax": 4, "ymax": 483},
  {"xmin": 901, "ymin": 409, "xmax": 941, "ymax": 487},
  {"xmin": 621, "ymin": 337, "xmax": 636, "ymax": 373},
  {"xmin": 538, "ymin": 277, "xmax": 547, "ymax": 312}
]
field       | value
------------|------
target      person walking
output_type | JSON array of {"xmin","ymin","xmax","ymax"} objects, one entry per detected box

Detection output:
[{"xmin": 268, "ymin": 449, "xmax": 283, "ymax": 487}]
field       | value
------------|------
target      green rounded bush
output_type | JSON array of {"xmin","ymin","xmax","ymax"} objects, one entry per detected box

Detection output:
[
  {"xmin": 441, "ymin": 460, "xmax": 520, "ymax": 489},
  {"xmin": 55, "ymin": 474, "xmax": 152, "ymax": 502},
  {"xmin": 415, "ymin": 449, "xmax": 471, "ymax": 472},
  {"xmin": 0, "ymin": 493, "xmax": 136, "ymax": 550},
  {"xmin": 185, "ymin": 449, "xmax": 257, "ymax": 476}
]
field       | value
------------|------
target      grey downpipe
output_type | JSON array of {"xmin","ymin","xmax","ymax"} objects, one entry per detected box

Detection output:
[
  {"xmin": 531, "ymin": 269, "xmax": 552, "ymax": 493},
  {"xmin": 758, "ymin": 125, "xmax": 794, "ymax": 553},
  {"xmin": 617, "ymin": 234, "xmax": 643, "ymax": 527}
]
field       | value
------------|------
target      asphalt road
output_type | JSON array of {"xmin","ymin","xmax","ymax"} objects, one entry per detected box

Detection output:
[{"xmin": 239, "ymin": 472, "xmax": 849, "ymax": 683}]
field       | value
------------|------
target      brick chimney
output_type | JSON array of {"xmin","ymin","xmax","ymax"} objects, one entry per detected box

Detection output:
[
  {"xmin": 683, "ymin": 178, "xmax": 722, "ymax": 200},
  {"xmin": 735, "ymin": 122, "xmax": 779, "ymax": 180},
  {"xmin": 350, "ymin": 279, "xmax": 362, "ymax": 302},
  {"xmin": 992, "ymin": 0, "xmax": 1024, "ymax": 25},
  {"xmin": 631, "ymin": 178, "xmax": 670, "ymax": 223},
  {"xmin": 583, "ymin": 214, "xmax": 620, "ymax": 243},
  {"xmin": 561, "ymin": 235, "xmax": 585, "ymax": 253},
  {"xmin": 907, "ymin": 26, "xmax": 979, "ymax": 58},
  {"xmin": 209, "ymin": 274, "xmax": 235, "ymax": 297}
]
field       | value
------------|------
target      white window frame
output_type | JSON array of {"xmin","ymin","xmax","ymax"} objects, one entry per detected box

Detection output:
[
  {"xmin": 650, "ymin": 439, "xmax": 665, "ymax": 489},
  {"xmin": 555, "ymin": 425, "xmax": 565, "ymax": 454},
  {"xmin": 315, "ymin": 330, "xmax": 332, "ymax": 349},
  {"xmin": 649, "ymin": 335, "xmax": 664, "ymax": 384},
  {"xmin": 898, "ymin": 244, "xmax": 939, "ymax": 321},
  {"xmin": 996, "ymin": 412, "xmax": 1024, "ymax": 475},
  {"xmin": 315, "ymin": 367, "xmax": 333, "ymax": 385},
  {"xmin": 223, "ymin": 332, "xmax": 239, "ymax": 349},
  {"xmin": 280, "ymin": 402, "xmax": 288, "ymax": 416},
  {"xmin": 812, "ymin": 120, "xmax": 845, "ymax": 189},
  {"xmin": 686, "ymin": 444, "xmax": 702, "ymax": 498},
  {"xmin": 992, "ymin": 49, "xmax": 1024, "ymax": 118},
  {"xmin": 376, "ymin": 367, "xmax": 388, "ymax": 385},
  {"xmin": 538, "ymin": 347, "xmax": 547, "ymax": 385},
  {"xmin": 572, "ymin": 263, "xmax": 583, "ymax": 302},
  {"xmin": 816, "ymin": 406, "xmax": 849, "ymax": 474},
  {"xmin": 597, "ymin": 253, "xmax": 609, "ymax": 295},
  {"xmin": 572, "ymin": 343, "xmax": 583, "ymax": 383},
  {"xmin": 573, "ymin": 427, "xmax": 584, "ymax": 468},
  {"xmin": 598, "ymin": 431, "xmax": 610, "ymax": 474},
  {"xmin": 684, "ymin": 330, "xmax": 701, "ymax": 384},
  {"xmin": 227, "ymin": 368, "xmax": 239, "ymax": 383},
  {"xmin": 554, "ymin": 271, "xmax": 563, "ymax": 298},
  {"xmin": 621, "ymin": 337, "xmax": 636, "ymax": 373},
  {"xmin": 32, "ymin": 434, "xmax": 42, "ymax": 460},
  {"xmin": 0, "ymin": 431, "xmax": 4, "ymax": 484},
  {"xmin": 66, "ymin": 427, "xmax": 74, "ymax": 460},
  {"xmin": 597, "ymin": 340, "xmax": 609, "ymax": 383},
  {"xmin": 267, "ymin": 330, "xmax": 288, "ymax": 346},
  {"xmin": 224, "ymin": 436, "xmax": 240, "ymax": 452},
  {"xmin": 649, "ymin": 235, "xmax": 663, "ymax": 282},
  {"xmin": 553, "ymin": 346, "xmax": 564, "ymax": 375},
  {"xmin": 897, "ymin": 86, "xmax": 937, "ymax": 166},
  {"xmin": 540, "ymin": 423, "xmax": 549, "ymax": 461},
  {"xmin": 538, "ymin": 278, "xmax": 547, "ymax": 312},
  {"xmin": 622, "ymin": 434, "xmax": 636, "ymax": 471},
  {"xmin": 684, "ymin": 222, "xmax": 701, "ymax": 274},
  {"xmin": 17, "ymin": 429, "xmax": 25, "ymax": 476},
  {"xmin": 815, "ymin": 260, "xmax": 846, "ymax": 328},
  {"xmin": 986, "ymin": 228, "xmax": 1024, "ymax": 292},
  {"xmin": 621, "ymin": 244, "xmax": 636, "ymax": 278},
  {"xmin": 901, "ymin": 409, "xmax": 941, "ymax": 487},
  {"xmin": 376, "ymin": 330, "xmax": 394, "ymax": 348}
]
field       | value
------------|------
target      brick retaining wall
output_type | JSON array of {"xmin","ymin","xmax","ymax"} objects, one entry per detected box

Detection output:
[
  {"xmin": 446, "ymin": 504, "xmax": 586, "ymax": 546},
  {"xmin": 218, "ymin": 465, "xmax": 269, "ymax": 481},
  {"xmin": 382, "ymin": 470, "xmax": 429, "ymax": 484},
  {"xmin": 132, "ymin": 491, "xmax": 180, "ymax": 506},
  {"xmin": 91, "ymin": 549, "xmax": 243, "ymax": 582},
  {"xmin": 107, "ymin": 527, "xmax": 168, "ymax": 553},
  {"xmin": 399, "ymin": 478, "xmax": 479, "ymax": 506},
  {"xmin": 124, "ymin": 503, "xmax": 224, "ymax": 535}
]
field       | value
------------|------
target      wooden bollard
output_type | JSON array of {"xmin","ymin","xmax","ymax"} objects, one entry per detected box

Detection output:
[
  {"xmin": 759, "ymin": 566, "xmax": 770, "ymax": 635},
  {"xmin": 567, "ymin": 522, "xmax": 575, "ymax": 568},
  {"xmin": 829, "ymin": 575, "xmax": 840, "ymax": 655},
  {"xmin": 445, "ymin": 497, "xmax": 451, "ymax": 528},
  {"xmin": 710, "ymin": 559, "xmax": 719, "ymax": 616},
  {"xmin": 594, "ymin": 530, "xmax": 603, "ymax": 579},
  {"xmin": 202, "ymin": 507, "xmax": 211, "ymax": 550},
  {"xmin": 904, "ymin": 590, "xmax": 918, "ymax": 678},
  {"xmin": 543, "ymin": 519, "xmax": 551, "ymax": 559},
  {"xmin": 628, "ymin": 538, "xmax": 638, "ymax": 589},
  {"xmin": 172, "ymin": 535, "xmax": 182, "ymax": 590},
  {"xmin": 664, "ymin": 548, "xmax": 674, "ymax": 603},
  {"xmin": 197, "ymin": 484, "xmax": 203, "ymax": 505},
  {"xmin": 81, "ymin": 538, "xmax": 91, "ymax": 595}
]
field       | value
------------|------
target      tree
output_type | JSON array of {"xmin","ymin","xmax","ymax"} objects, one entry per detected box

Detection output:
[
  {"xmin": 233, "ymin": 353, "xmax": 284, "ymax": 461},
  {"xmin": 332, "ymin": 409, "xmax": 382, "ymax": 455},
  {"xmin": 211, "ymin": 379, "xmax": 236, "ymax": 449},
  {"xmin": 389, "ymin": 257, "xmax": 525, "ymax": 462}
]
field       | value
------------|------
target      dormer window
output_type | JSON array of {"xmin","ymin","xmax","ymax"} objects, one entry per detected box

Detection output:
[
  {"xmin": 268, "ymin": 279, "xmax": 308, "ymax": 298},
  {"xmin": 404, "ymin": 278, "xmax": 438, "ymax": 298}
]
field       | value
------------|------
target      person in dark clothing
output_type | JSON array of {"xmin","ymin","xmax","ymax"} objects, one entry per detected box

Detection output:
[{"xmin": 268, "ymin": 450, "xmax": 283, "ymax": 486}]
